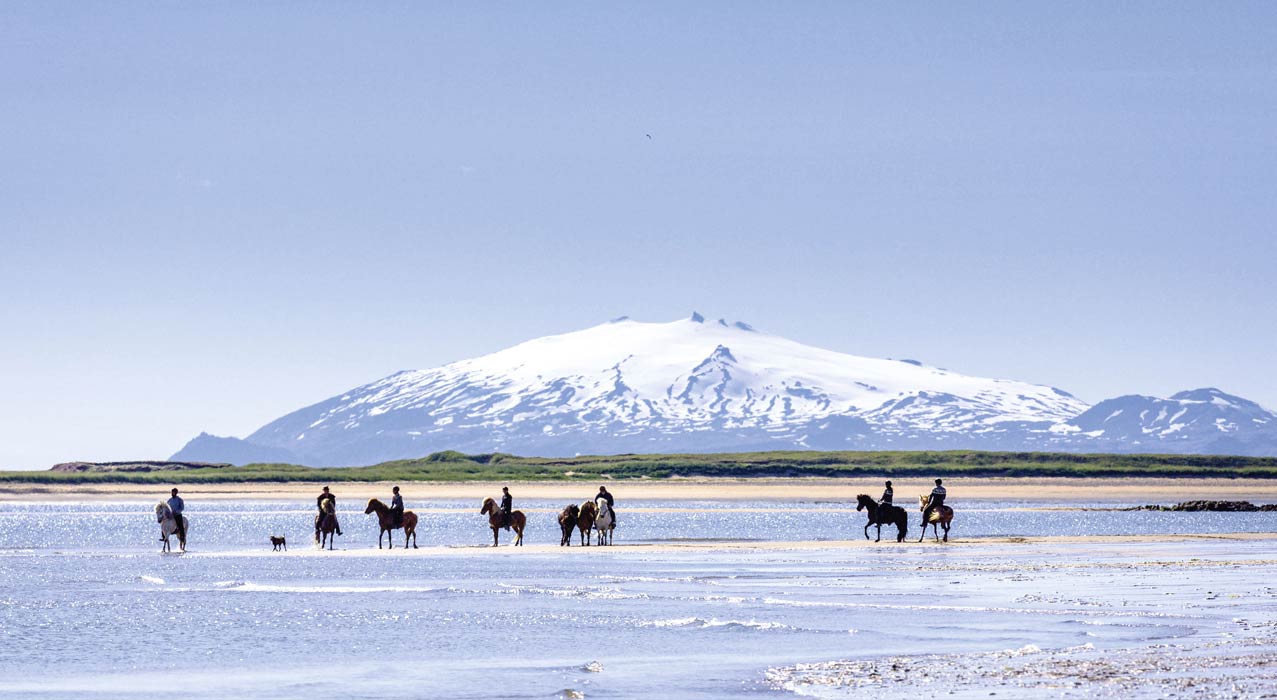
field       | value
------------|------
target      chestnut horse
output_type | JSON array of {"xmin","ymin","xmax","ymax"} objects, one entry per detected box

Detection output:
[
  {"xmin": 577, "ymin": 500, "xmax": 597, "ymax": 546},
  {"xmin": 855, "ymin": 494, "xmax": 908, "ymax": 542},
  {"xmin": 480, "ymin": 497, "xmax": 525, "ymax": 546},
  {"xmin": 558, "ymin": 504, "xmax": 580, "ymax": 546},
  {"xmin": 918, "ymin": 494, "xmax": 954, "ymax": 542},
  {"xmin": 365, "ymin": 498, "xmax": 418, "ymax": 549}
]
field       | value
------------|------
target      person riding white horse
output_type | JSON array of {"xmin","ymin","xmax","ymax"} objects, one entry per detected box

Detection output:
[
  {"xmin": 154, "ymin": 501, "xmax": 189, "ymax": 552},
  {"xmin": 594, "ymin": 497, "xmax": 615, "ymax": 545}
]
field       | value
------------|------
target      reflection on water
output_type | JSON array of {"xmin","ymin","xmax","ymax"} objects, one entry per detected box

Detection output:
[{"xmin": 0, "ymin": 500, "xmax": 1274, "ymax": 699}]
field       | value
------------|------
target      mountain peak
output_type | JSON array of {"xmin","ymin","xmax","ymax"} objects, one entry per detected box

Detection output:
[{"xmin": 173, "ymin": 317, "xmax": 1277, "ymax": 465}]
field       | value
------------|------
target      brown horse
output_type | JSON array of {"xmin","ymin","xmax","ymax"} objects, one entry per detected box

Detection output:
[
  {"xmin": 480, "ymin": 497, "xmax": 525, "ymax": 546},
  {"xmin": 855, "ymin": 494, "xmax": 908, "ymax": 542},
  {"xmin": 558, "ymin": 504, "xmax": 580, "ymax": 546},
  {"xmin": 365, "ymin": 498, "xmax": 418, "ymax": 549},
  {"xmin": 315, "ymin": 498, "xmax": 339, "ymax": 550},
  {"xmin": 918, "ymin": 494, "xmax": 954, "ymax": 542},
  {"xmin": 577, "ymin": 500, "xmax": 597, "ymax": 546}
]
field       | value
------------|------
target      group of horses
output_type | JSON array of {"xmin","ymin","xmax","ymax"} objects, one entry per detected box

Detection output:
[
  {"xmin": 855, "ymin": 493, "xmax": 955, "ymax": 542},
  {"xmin": 556, "ymin": 499, "xmax": 615, "ymax": 547},
  {"xmin": 155, "ymin": 492, "xmax": 945, "ymax": 553}
]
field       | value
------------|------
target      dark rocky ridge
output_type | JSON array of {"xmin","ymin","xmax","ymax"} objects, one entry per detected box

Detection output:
[{"xmin": 51, "ymin": 460, "xmax": 232, "ymax": 473}]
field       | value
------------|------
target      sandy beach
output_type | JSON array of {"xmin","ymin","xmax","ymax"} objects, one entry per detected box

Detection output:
[{"xmin": 4, "ymin": 476, "xmax": 1276, "ymax": 503}]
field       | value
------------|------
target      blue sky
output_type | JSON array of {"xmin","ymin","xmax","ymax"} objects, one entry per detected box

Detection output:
[{"xmin": 2, "ymin": 3, "xmax": 1275, "ymax": 468}]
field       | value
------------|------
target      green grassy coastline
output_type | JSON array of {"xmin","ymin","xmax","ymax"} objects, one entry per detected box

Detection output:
[{"xmin": 4, "ymin": 450, "xmax": 1277, "ymax": 484}]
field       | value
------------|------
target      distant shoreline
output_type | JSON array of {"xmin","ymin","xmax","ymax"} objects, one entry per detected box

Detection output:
[
  {"xmin": 4, "ymin": 476, "xmax": 1277, "ymax": 503},
  {"xmin": 5, "ymin": 449, "xmax": 1277, "ymax": 486}
]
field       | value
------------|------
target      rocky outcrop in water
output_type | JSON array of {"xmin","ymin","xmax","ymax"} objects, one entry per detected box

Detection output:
[{"xmin": 1137, "ymin": 500, "xmax": 1277, "ymax": 512}]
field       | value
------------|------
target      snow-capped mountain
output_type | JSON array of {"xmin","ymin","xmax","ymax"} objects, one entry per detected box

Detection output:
[
  {"xmin": 171, "ymin": 314, "xmax": 1277, "ymax": 465},
  {"xmin": 1058, "ymin": 388, "xmax": 1277, "ymax": 455}
]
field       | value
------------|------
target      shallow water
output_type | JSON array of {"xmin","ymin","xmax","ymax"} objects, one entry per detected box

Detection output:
[
  {"xmin": 2, "ymin": 498, "xmax": 1274, "ymax": 551},
  {"xmin": 0, "ymin": 499, "xmax": 1274, "ymax": 699}
]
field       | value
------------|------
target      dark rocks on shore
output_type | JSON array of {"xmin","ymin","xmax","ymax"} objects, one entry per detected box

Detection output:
[
  {"xmin": 1135, "ymin": 500, "xmax": 1277, "ymax": 512},
  {"xmin": 50, "ymin": 461, "xmax": 233, "ymax": 473}
]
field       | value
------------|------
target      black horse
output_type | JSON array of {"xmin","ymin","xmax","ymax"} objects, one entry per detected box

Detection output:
[{"xmin": 855, "ymin": 494, "xmax": 908, "ymax": 542}]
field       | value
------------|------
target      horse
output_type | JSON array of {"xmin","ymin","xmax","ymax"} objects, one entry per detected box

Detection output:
[
  {"xmin": 154, "ymin": 503, "xmax": 189, "ymax": 553},
  {"xmin": 480, "ymin": 497, "xmax": 525, "ymax": 547},
  {"xmin": 855, "ymin": 494, "xmax": 908, "ymax": 542},
  {"xmin": 558, "ymin": 504, "xmax": 580, "ymax": 546},
  {"xmin": 365, "ymin": 498, "xmax": 418, "ymax": 549},
  {"xmin": 315, "ymin": 498, "xmax": 339, "ymax": 550},
  {"xmin": 577, "ymin": 500, "xmax": 597, "ymax": 546},
  {"xmin": 593, "ymin": 499, "xmax": 615, "ymax": 546},
  {"xmin": 918, "ymin": 494, "xmax": 954, "ymax": 542}
]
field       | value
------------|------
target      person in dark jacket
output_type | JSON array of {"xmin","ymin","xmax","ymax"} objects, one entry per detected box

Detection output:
[
  {"xmin": 880, "ymin": 480, "xmax": 894, "ymax": 508},
  {"xmin": 500, "ymin": 487, "xmax": 513, "ymax": 530},
  {"xmin": 316, "ymin": 486, "xmax": 342, "ymax": 536},
  {"xmin": 390, "ymin": 486, "xmax": 404, "ymax": 528},
  {"xmin": 595, "ymin": 485, "xmax": 615, "ymax": 525}
]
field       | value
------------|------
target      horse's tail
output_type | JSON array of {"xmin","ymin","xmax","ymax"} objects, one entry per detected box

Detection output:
[{"xmin": 894, "ymin": 509, "xmax": 908, "ymax": 539}]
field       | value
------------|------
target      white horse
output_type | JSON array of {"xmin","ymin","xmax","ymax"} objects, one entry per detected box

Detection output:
[
  {"xmin": 154, "ymin": 502, "xmax": 189, "ymax": 553},
  {"xmin": 594, "ymin": 499, "xmax": 614, "ymax": 546}
]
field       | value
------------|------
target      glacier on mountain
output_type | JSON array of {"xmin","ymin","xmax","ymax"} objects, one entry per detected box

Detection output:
[{"xmin": 172, "ymin": 314, "xmax": 1277, "ymax": 465}]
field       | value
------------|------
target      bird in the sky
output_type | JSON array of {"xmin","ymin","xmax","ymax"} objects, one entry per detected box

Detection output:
[{"xmin": 645, "ymin": 133, "xmax": 652, "ymax": 139}]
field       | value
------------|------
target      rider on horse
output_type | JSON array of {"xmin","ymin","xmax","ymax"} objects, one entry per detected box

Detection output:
[
  {"xmin": 390, "ymin": 486, "xmax": 404, "ymax": 528},
  {"xmin": 316, "ymin": 486, "xmax": 342, "ymax": 537},
  {"xmin": 595, "ymin": 486, "xmax": 615, "ymax": 526},
  {"xmin": 880, "ymin": 480, "xmax": 893, "ymax": 508},
  {"xmin": 923, "ymin": 479, "xmax": 946, "ymax": 522},
  {"xmin": 167, "ymin": 488, "xmax": 186, "ymax": 541},
  {"xmin": 500, "ymin": 487, "xmax": 513, "ymax": 530}
]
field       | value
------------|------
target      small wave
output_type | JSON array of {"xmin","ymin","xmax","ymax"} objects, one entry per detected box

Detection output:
[
  {"xmin": 496, "ymin": 584, "xmax": 647, "ymax": 601},
  {"xmin": 139, "ymin": 575, "xmax": 165, "ymax": 585},
  {"xmin": 580, "ymin": 661, "xmax": 604, "ymax": 673},
  {"xmin": 760, "ymin": 598, "xmax": 1190, "ymax": 619},
  {"xmin": 639, "ymin": 616, "xmax": 794, "ymax": 631},
  {"xmin": 220, "ymin": 582, "xmax": 444, "ymax": 594}
]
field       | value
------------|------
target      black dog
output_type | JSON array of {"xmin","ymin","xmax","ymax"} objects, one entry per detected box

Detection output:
[{"xmin": 270, "ymin": 535, "xmax": 287, "ymax": 551}]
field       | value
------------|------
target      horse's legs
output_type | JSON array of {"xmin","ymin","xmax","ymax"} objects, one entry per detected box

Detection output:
[
  {"xmin": 388, "ymin": 527, "xmax": 393, "ymax": 550},
  {"xmin": 492, "ymin": 527, "xmax": 499, "ymax": 547},
  {"xmin": 943, "ymin": 521, "xmax": 950, "ymax": 542}
]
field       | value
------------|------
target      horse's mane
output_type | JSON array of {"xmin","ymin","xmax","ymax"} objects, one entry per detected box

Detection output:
[{"xmin": 367, "ymin": 498, "xmax": 385, "ymax": 509}]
